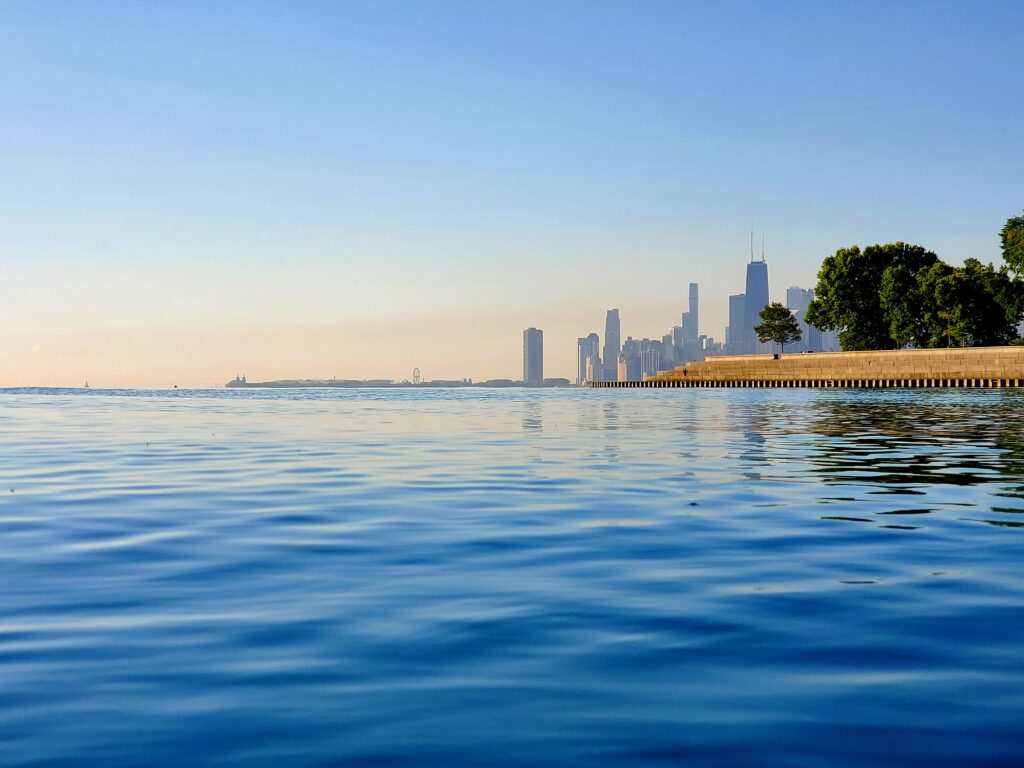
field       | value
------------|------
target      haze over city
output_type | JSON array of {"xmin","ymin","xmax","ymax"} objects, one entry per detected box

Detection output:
[{"xmin": 2, "ymin": 0, "xmax": 1021, "ymax": 387}]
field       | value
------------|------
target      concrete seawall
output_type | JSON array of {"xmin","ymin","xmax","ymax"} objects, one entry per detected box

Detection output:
[{"xmin": 589, "ymin": 346, "xmax": 1024, "ymax": 388}]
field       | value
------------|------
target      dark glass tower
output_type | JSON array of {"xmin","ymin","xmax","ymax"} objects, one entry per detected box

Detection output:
[
  {"xmin": 742, "ymin": 260, "xmax": 769, "ymax": 353},
  {"xmin": 523, "ymin": 327, "xmax": 543, "ymax": 385}
]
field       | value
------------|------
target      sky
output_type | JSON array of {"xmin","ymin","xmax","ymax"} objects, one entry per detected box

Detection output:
[{"xmin": 2, "ymin": 0, "xmax": 1022, "ymax": 387}]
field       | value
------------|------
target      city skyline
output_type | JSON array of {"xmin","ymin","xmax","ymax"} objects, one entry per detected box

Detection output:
[
  {"xmin": 2, "ymin": 1, "xmax": 1022, "ymax": 387},
  {"xmin": 571, "ymin": 249, "xmax": 842, "ymax": 386}
]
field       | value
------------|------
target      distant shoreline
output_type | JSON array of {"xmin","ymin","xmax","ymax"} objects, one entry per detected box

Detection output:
[{"xmin": 225, "ymin": 378, "xmax": 572, "ymax": 389}]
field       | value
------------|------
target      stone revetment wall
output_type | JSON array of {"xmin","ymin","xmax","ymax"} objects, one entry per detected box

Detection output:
[{"xmin": 589, "ymin": 346, "xmax": 1024, "ymax": 388}]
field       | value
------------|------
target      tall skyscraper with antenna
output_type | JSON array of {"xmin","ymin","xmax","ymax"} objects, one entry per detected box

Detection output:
[{"xmin": 742, "ymin": 234, "xmax": 770, "ymax": 354}]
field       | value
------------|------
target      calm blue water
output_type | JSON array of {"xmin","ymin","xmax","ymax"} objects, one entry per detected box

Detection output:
[{"xmin": 1, "ymin": 387, "xmax": 1022, "ymax": 766}]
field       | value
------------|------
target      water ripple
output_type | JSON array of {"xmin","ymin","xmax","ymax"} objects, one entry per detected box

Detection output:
[{"xmin": 1, "ymin": 388, "xmax": 1023, "ymax": 766}]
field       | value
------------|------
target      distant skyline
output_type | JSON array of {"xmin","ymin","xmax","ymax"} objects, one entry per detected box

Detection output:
[{"xmin": 2, "ymin": 0, "xmax": 1023, "ymax": 387}]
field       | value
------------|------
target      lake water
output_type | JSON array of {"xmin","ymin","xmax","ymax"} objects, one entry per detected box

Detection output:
[{"xmin": 1, "ymin": 387, "xmax": 1022, "ymax": 766}]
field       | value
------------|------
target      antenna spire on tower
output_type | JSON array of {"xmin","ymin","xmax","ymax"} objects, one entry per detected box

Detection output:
[
  {"xmin": 750, "ymin": 229, "xmax": 754, "ymax": 263},
  {"xmin": 761, "ymin": 234, "xmax": 765, "ymax": 262}
]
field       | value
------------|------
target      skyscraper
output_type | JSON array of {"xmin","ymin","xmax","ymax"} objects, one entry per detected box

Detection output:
[
  {"xmin": 523, "ymin": 327, "xmax": 543, "ymax": 385},
  {"xmin": 726, "ymin": 293, "xmax": 746, "ymax": 354},
  {"xmin": 679, "ymin": 282, "xmax": 701, "ymax": 362},
  {"xmin": 681, "ymin": 283, "xmax": 699, "ymax": 341},
  {"xmin": 576, "ymin": 333, "xmax": 600, "ymax": 386},
  {"xmin": 742, "ymin": 259, "xmax": 769, "ymax": 354},
  {"xmin": 786, "ymin": 286, "xmax": 818, "ymax": 352},
  {"xmin": 618, "ymin": 337, "xmax": 637, "ymax": 382},
  {"xmin": 661, "ymin": 332, "xmax": 675, "ymax": 370},
  {"xmin": 820, "ymin": 329, "xmax": 841, "ymax": 352},
  {"xmin": 639, "ymin": 345, "xmax": 660, "ymax": 378},
  {"xmin": 603, "ymin": 309, "xmax": 621, "ymax": 382}
]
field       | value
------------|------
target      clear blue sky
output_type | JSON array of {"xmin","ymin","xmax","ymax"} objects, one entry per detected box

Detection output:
[{"xmin": 2, "ymin": 0, "xmax": 1022, "ymax": 385}]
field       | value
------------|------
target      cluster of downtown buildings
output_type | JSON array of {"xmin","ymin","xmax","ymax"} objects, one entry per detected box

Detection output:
[{"xmin": 563, "ymin": 256, "xmax": 840, "ymax": 386}]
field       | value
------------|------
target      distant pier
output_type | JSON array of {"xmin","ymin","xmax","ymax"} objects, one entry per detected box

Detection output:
[{"xmin": 589, "ymin": 346, "xmax": 1024, "ymax": 389}]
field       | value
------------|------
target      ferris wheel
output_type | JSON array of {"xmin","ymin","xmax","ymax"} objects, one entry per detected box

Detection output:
[{"xmin": 412, "ymin": 368, "xmax": 421, "ymax": 385}]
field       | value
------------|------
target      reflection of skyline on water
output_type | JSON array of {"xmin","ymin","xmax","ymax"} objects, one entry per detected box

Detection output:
[
  {"xmin": 521, "ymin": 399, "xmax": 543, "ymax": 432},
  {"xmin": 567, "ymin": 389, "xmax": 1024, "ymax": 530}
]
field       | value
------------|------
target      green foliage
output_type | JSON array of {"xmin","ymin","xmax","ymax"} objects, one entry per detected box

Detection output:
[
  {"xmin": 806, "ymin": 242, "xmax": 938, "ymax": 350},
  {"xmin": 915, "ymin": 262, "xmax": 957, "ymax": 347},
  {"xmin": 755, "ymin": 302, "xmax": 803, "ymax": 353},
  {"xmin": 997, "ymin": 212, "xmax": 1024, "ymax": 328},
  {"xmin": 807, "ymin": 234, "xmax": 1022, "ymax": 351},
  {"xmin": 880, "ymin": 262, "xmax": 933, "ymax": 348},
  {"xmin": 927, "ymin": 259, "xmax": 1019, "ymax": 346},
  {"xmin": 883, "ymin": 258, "xmax": 1018, "ymax": 348},
  {"xmin": 1001, "ymin": 211, "xmax": 1024, "ymax": 275}
]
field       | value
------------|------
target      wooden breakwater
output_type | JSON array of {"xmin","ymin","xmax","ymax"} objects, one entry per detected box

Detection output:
[{"xmin": 589, "ymin": 346, "xmax": 1024, "ymax": 388}]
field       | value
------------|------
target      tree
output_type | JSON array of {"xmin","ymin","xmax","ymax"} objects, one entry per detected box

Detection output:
[
  {"xmin": 755, "ymin": 302, "xmax": 802, "ymax": 354},
  {"xmin": 998, "ymin": 212, "xmax": 1024, "ymax": 330},
  {"xmin": 806, "ymin": 226, "xmax": 1021, "ymax": 352},
  {"xmin": 806, "ymin": 242, "xmax": 939, "ymax": 351},
  {"xmin": 880, "ymin": 261, "xmax": 933, "ymax": 348},
  {"xmin": 915, "ymin": 261, "xmax": 957, "ymax": 347},
  {"xmin": 1001, "ymin": 211, "xmax": 1024, "ymax": 276},
  {"xmin": 924, "ymin": 259, "xmax": 1019, "ymax": 346}
]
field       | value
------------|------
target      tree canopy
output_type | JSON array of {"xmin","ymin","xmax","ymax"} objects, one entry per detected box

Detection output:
[
  {"xmin": 755, "ymin": 302, "xmax": 802, "ymax": 354},
  {"xmin": 805, "ymin": 242, "xmax": 938, "ymax": 350},
  {"xmin": 806, "ymin": 236, "xmax": 1022, "ymax": 351},
  {"xmin": 1001, "ymin": 211, "xmax": 1024, "ymax": 276}
]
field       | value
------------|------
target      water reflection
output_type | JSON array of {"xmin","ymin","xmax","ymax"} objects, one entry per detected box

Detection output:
[
  {"xmin": 807, "ymin": 393, "xmax": 1024, "ymax": 487},
  {"xmin": 521, "ymin": 399, "xmax": 543, "ymax": 432},
  {"xmin": 738, "ymin": 407, "xmax": 769, "ymax": 482}
]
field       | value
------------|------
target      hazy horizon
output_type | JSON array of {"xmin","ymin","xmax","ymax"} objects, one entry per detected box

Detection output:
[{"xmin": 3, "ymin": 0, "xmax": 1022, "ymax": 387}]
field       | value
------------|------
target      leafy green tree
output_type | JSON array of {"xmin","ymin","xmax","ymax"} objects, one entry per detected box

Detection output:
[
  {"xmin": 755, "ymin": 302, "xmax": 802, "ymax": 354},
  {"xmin": 964, "ymin": 259, "xmax": 1020, "ymax": 344},
  {"xmin": 997, "ymin": 213, "xmax": 1024, "ymax": 331},
  {"xmin": 925, "ymin": 259, "xmax": 1019, "ymax": 346},
  {"xmin": 915, "ymin": 261, "xmax": 957, "ymax": 347},
  {"xmin": 806, "ymin": 242, "xmax": 939, "ymax": 350},
  {"xmin": 880, "ymin": 262, "xmax": 933, "ymax": 348},
  {"xmin": 1001, "ymin": 211, "xmax": 1024, "ymax": 276}
]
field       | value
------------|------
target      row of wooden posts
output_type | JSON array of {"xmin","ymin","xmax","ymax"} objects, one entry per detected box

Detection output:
[{"xmin": 590, "ymin": 377, "xmax": 1024, "ymax": 389}]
